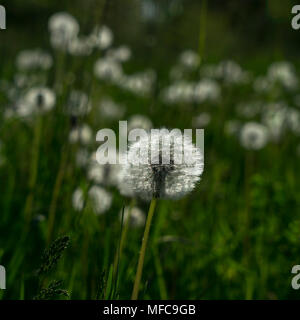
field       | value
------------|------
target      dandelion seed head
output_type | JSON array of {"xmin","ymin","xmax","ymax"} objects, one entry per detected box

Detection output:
[
  {"xmin": 88, "ymin": 186, "xmax": 112, "ymax": 215},
  {"xmin": 179, "ymin": 50, "xmax": 200, "ymax": 69},
  {"xmin": 75, "ymin": 148, "xmax": 90, "ymax": 168},
  {"xmin": 128, "ymin": 115, "xmax": 153, "ymax": 132},
  {"xmin": 69, "ymin": 124, "xmax": 93, "ymax": 145},
  {"xmin": 267, "ymin": 61, "xmax": 298, "ymax": 90},
  {"xmin": 48, "ymin": 12, "xmax": 79, "ymax": 50},
  {"xmin": 240, "ymin": 122, "xmax": 268, "ymax": 150},
  {"xmin": 99, "ymin": 98, "xmax": 125, "ymax": 120},
  {"xmin": 16, "ymin": 49, "xmax": 53, "ymax": 71},
  {"xmin": 17, "ymin": 87, "xmax": 56, "ymax": 117},
  {"xmin": 107, "ymin": 45, "xmax": 131, "ymax": 62},
  {"xmin": 119, "ymin": 206, "xmax": 146, "ymax": 228},
  {"xmin": 89, "ymin": 25, "xmax": 113, "ymax": 50},
  {"xmin": 94, "ymin": 58, "xmax": 123, "ymax": 82},
  {"xmin": 120, "ymin": 130, "xmax": 204, "ymax": 201},
  {"xmin": 192, "ymin": 112, "xmax": 211, "ymax": 128},
  {"xmin": 72, "ymin": 188, "xmax": 84, "ymax": 211},
  {"xmin": 67, "ymin": 90, "xmax": 91, "ymax": 116},
  {"xmin": 193, "ymin": 79, "xmax": 220, "ymax": 103}
]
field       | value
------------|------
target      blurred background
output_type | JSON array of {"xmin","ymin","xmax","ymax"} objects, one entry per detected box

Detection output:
[{"xmin": 0, "ymin": 0, "xmax": 300, "ymax": 299}]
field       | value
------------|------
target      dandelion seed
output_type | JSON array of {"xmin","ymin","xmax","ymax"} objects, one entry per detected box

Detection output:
[
  {"xmin": 267, "ymin": 61, "xmax": 298, "ymax": 90},
  {"xmin": 89, "ymin": 25, "xmax": 113, "ymax": 50},
  {"xmin": 87, "ymin": 152, "xmax": 121, "ymax": 186},
  {"xmin": 67, "ymin": 90, "xmax": 91, "ymax": 116},
  {"xmin": 16, "ymin": 87, "xmax": 56, "ymax": 117},
  {"xmin": 162, "ymin": 81, "xmax": 194, "ymax": 104},
  {"xmin": 88, "ymin": 186, "xmax": 112, "ymax": 215},
  {"xmin": 120, "ymin": 129, "xmax": 204, "ymax": 201},
  {"xmin": 99, "ymin": 98, "xmax": 125, "ymax": 120},
  {"xmin": 72, "ymin": 186, "xmax": 112, "ymax": 215},
  {"xmin": 262, "ymin": 102, "xmax": 288, "ymax": 141},
  {"xmin": 218, "ymin": 60, "xmax": 250, "ymax": 84},
  {"xmin": 16, "ymin": 49, "xmax": 53, "ymax": 71},
  {"xmin": 48, "ymin": 12, "xmax": 80, "ymax": 50},
  {"xmin": 68, "ymin": 37, "xmax": 93, "ymax": 56},
  {"xmin": 69, "ymin": 124, "xmax": 93, "ymax": 145},
  {"xmin": 107, "ymin": 45, "xmax": 131, "ymax": 62},
  {"xmin": 75, "ymin": 148, "xmax": 90, "ymax": 168},
  {"xmin": 224, "ymin": 120, "xmax": 241, "ymax": 136},
  {"xmin": 119, "ymin": 70, "xmax": 156, "ymax": 96},
  {"xmin": 179, "ymin": 50, "xmax": 200, "ymax": 69},
  {"xmin": 192, "ymin": 112, "xmax": 211, "ymax": 128},
  {"xmin": 119, "ymin": 206, "xmax": 146, "ymax": 228},
  {"xmin": 72, "ymin": 188, "xmax": 84, "ymax": 211},
  {"xmin": 193, "ymin": 79, "xmax": 220, "ymax": 103},
  {"xmin": 240, "ymin": 122, "xmax": 269, "ymax": 150},
  {"xmin": 236, "ymin": 101, "xmax": 262, "ymax": 118},
  {"xmin": 94, "ymin": 58, "xmax": 123, "ymax": 82},
  {"xmin": 128, "ymin": 114, "xmax": 153, "ymax": 132}
]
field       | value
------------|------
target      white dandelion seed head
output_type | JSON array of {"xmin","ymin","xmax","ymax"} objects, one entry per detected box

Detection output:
[
  {"xmin": 107, "ymin": 45, "xmax": 131, "ymax": 62},
  {"xmin": 253, "ymin": 76, "xmax": 273, "ymax": 93},
  {"xmin": 19, "ymin": 87, "xmax": 56, "ymax": 116},
  {"xmin": 89, "ymin": 25, "xmax": 113, "ymax": 50},
  {"xmin": 169, "ymin": 65, "xmax": 184, "ymax": 81},
  {"xmin": 236, "ymin": 101, "xmax": 262, "ymax": 119},
  {"xmin": 193, "ymin": 79, "xmax": 220, "ymax": 103},
  {"xmin": 179, "ymin": 50, "xmax": 200, "ymax": 69},
  {"xmin": 267, "ymin": 61, "xmax": 298, "ymax": 90},
  {"xmin": 68, "ymin": 36, "xmax": 93, "ymax": 56},
  {"xmin": 192, "ymin": 112, "xmax": 211, "ymax": 128},
  {"xmin": 218, "ymin": 60, "xmax": 250, "ymax": 84},
  {"xmin": 69, "ymin": 124, "xmax": 93, "ymax": 145},
  {"xmin": 94, "ymin": 58, "xmax": 123, "ymax": 82},
  {"xmin": 286, "ymin": 108, "xmax": 300, "ymax": 136},
  {"xmin": 87, "ymin": 152, "xmax": 121, "ymax": 186},
  {"xmin": 119, "ymin": 206, "xmax": 146, "ymax": 228},
  {"xmin": 240, "ymin": 122, "xmax": 269, "ymax": 150},
  {"xmin": 48, "ymin": 12, "xmax": 80, "ymax": 50},
  {"xmin": 99, "ymin": 98, "xmax": 125, "ymax": 120},
  {"xmin": 120, "ymin": 129, "xmax": 204, "ymax": 201},
  {"xmin": 16, "ymin": 49, "xmax": 53, "ymax": 71},
  {"xmin": 72, "ymin": 188, "xmax": 84, "ymax": 211},
  {"xmin": 67, "ymin": 90, "xmax": 91, "ymax": 116},
  {"xmin": 162, "ymin": 81, "xmax": 195, "ymax": 104},
  {"xmin": 75, "ymin": 148, "xmax": 90, "ymax": 168},
  {"xmin": 128, "ymin": 114, "xmax": 153, "ymax": 132},
  {"xmin": 119, "ymin": 70, "xmax": 156, "ymax": 96},
  {"xmin": 262, "ymin": 102, "xmax": 289, "ymax": 141},
  {"xmin": 88, "ymin": 186, "xmax": 112, "ymax": 215}
]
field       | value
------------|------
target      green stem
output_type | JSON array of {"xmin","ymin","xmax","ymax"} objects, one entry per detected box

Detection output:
[
  {"xmin": 131, "ymin": 198, "xmax": 157, "ymax": 300},
  {"xmin": 24, "ymin": 115, "xmax": 43, "ymax": 228},
  {"xmin": 113, "ymin": 199, "xmax": 135, "ymax": 278},
  {"xmin": 47, "ymin": 146, "xmax": 69, "ymax": 244}
]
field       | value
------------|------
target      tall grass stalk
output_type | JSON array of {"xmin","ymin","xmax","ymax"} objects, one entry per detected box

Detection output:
[
  {"xmin": 131, "ymin": 198, "xmax": 157, "ymax": 300},
  {"xmin": 113, "ymin": 199, "xmax": 135, "ymax": 277},
  {"xmin": 47, "ymin": 146, "xmax": 69, "ymax": 243},
  {"xmin": 23, "ymin": 114, "xmax": 43, "ymax": 229}
]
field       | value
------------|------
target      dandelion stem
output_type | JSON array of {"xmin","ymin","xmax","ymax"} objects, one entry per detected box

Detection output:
[
  {"xmin": 131, "ymin": 198, "xmax": 157, "ymax": 300},
  {"xmin": 113, "ymin": 199, "xmax": 135, "ymax": 278},
  {"xmin": 24, "ymin": 114, "xmax": 43, "ymax": 228},
  {"xmin": 47, "ymin": 146, "xmax": 69, "ymax": 244}
]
